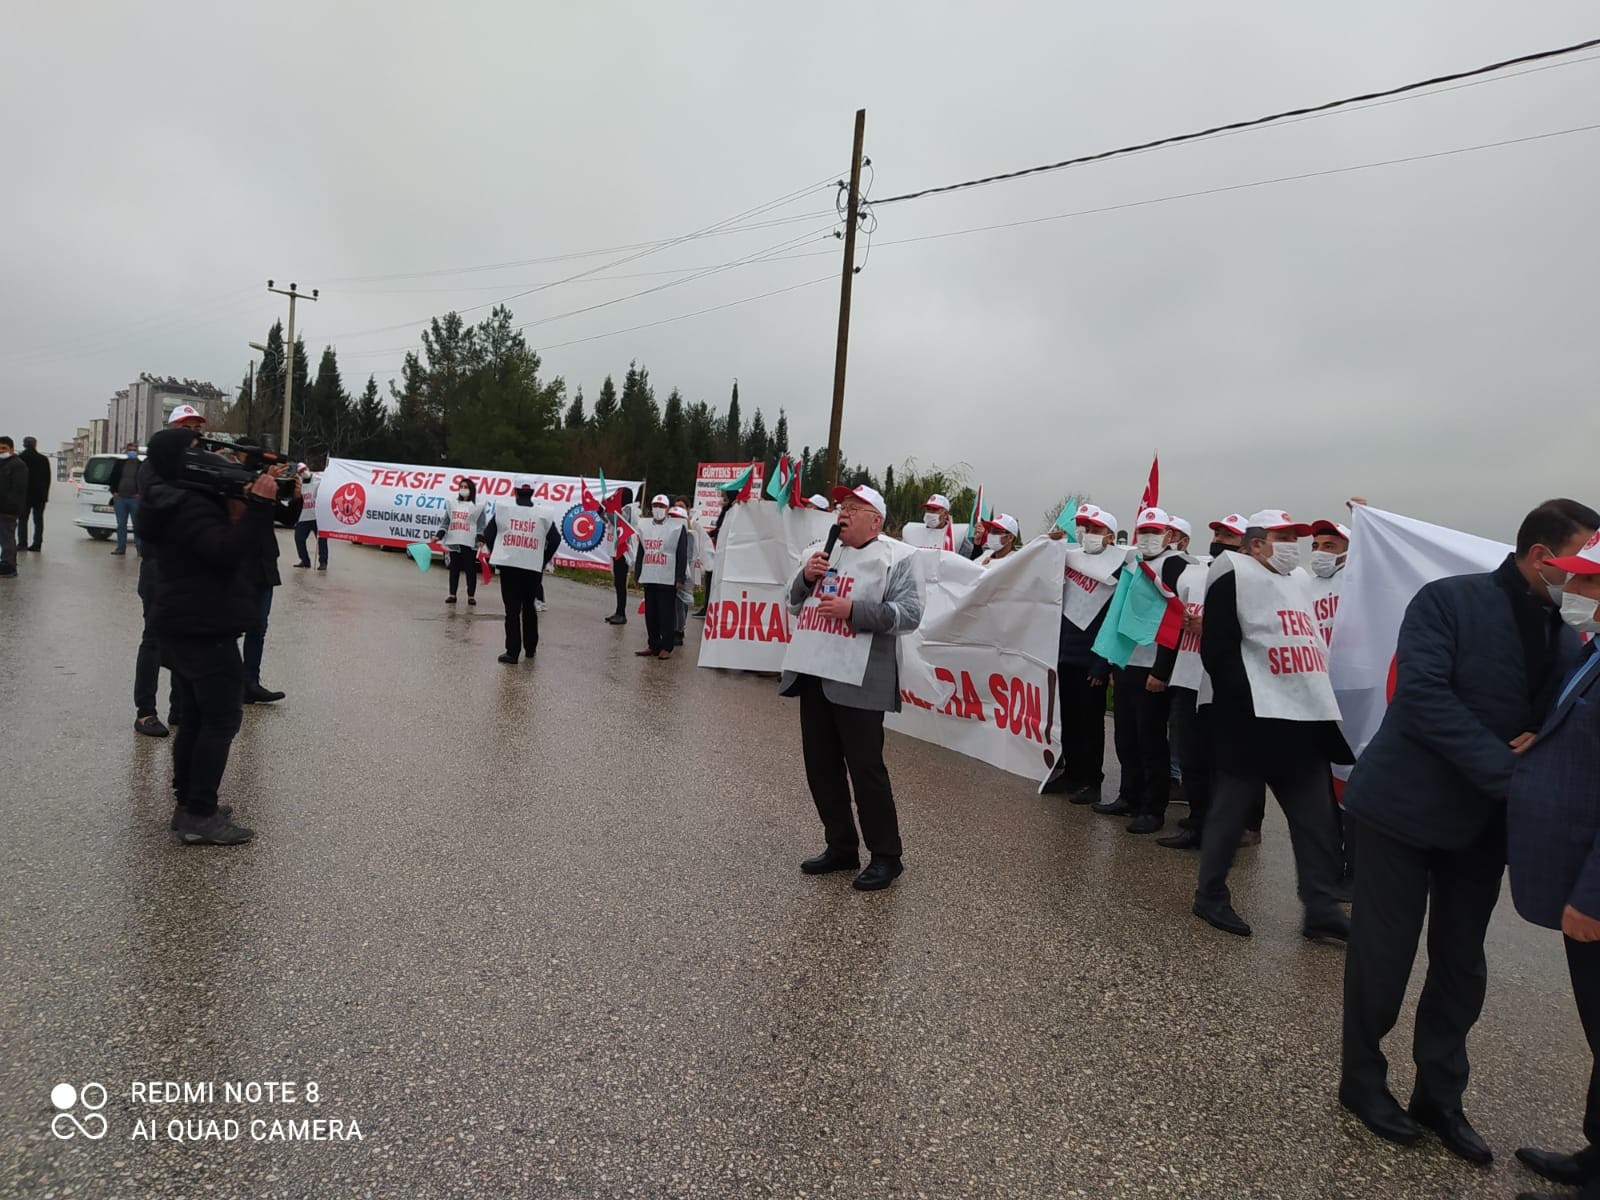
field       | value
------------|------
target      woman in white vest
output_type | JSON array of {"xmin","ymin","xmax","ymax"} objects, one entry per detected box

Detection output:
[
  {"xmin": 433, "ymin": 477, "xmax": 488, "ymax": 607},
  {"xmin": 1192, "ymin": 509, "xmax": 1352, "ymax": 942},
  {"xmin": 1040, "ymin": 504, "xmax": 1123, "ymax": 804},
  {"xmin": 633, "ymin": 493, "xmax": 688, "ymax": 659},
  {"xmin": 778, "ymin": 484, "xmax": 923, "ymax": 892},
  {"xmin": 604, "ymin": 487, "xmax": 637, "ymax": 626},
  {"xmin": 486, "ymin": 476, "xmax": 562, "ymax": 663}
]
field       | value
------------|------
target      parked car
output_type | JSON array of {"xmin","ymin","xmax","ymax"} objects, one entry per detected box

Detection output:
[{"xmin": 75, "ymin": 452, "xmax": 142, "ymax": 540}]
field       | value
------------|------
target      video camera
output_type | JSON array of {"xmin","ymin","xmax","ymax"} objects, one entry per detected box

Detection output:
[{"xmin": 179, "ymin": 434, "xmax": 298, "ymax": 502}]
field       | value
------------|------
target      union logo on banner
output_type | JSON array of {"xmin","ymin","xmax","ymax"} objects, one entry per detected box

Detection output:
[
  {"xmin": 561, "ymin": 504, "xmax": 604, "ymax": 551},
  {"xmin": 330, "ymin": 482, "xmax": 365, "ymax": 525}
]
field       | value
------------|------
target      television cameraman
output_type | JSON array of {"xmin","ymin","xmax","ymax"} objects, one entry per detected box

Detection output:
[{"xmin": 137, "ymin": 427, "xmax": 279, "ymax": 845}]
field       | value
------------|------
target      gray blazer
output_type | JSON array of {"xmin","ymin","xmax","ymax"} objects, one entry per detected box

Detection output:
[{"xmin": 778, "ymin": 541, "xmax": 923, "ymax": 712}]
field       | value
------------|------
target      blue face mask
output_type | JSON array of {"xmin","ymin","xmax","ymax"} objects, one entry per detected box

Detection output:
[{"xmin": 126, "ymin": 451, "xmax": 138, "ymax": 459}]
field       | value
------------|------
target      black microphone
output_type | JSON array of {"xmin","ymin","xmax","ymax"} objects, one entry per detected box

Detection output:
[{"xmin": 823, "ymin": 524, "xmax": 840, "ymax": 556}]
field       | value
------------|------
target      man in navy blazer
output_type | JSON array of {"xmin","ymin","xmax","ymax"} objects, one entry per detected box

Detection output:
[
  {"xmin": 1507, "ymin": 531, "xmax": 1600, "ymax": 1200},
  {"xmin": 1339, "ymin": 499, "xmax": 1597, "ymax": 1163}
]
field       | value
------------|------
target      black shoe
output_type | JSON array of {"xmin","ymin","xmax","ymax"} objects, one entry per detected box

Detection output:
[
  {"xmin": 244, "ymin": 683, "xmax": 285, "ymax": 704},
  {"xmin": 1303, "ymin": 913, "xmax": 1351, "ymax": 944},
  {"xmin": 1515, "ymin": 1148, "xmax": 1591, "ymax": 1187},
  {"xmin": 1039, "ymin": 768, "xmax": 1072, "ymax": 795},
  {"xmin": 1126, "ymin": 814, "xmax": 1163, "ymax": 834},
  {"xmin": 1178, "ymin": 814, "xmax": 1200, "ymax": 831},
  {"xmin": 852, "ymin": 856, "xmax": 903, "ymax": 891},
  {"xmin": 606, "ymin": 614, "xmax": 627, "ymax": 625},
  {"xmin": 1409, "ymin": 1099, "xmax": 1493, "ymax": 1164},
  {"xmin": 691, "ymin": 608, "xmax": 707, "ymax": 618},
  {"xmin": 1192, "ymin": 900, "xmax": 1251, "ymax": 937},
  {"xmin": 1157, "ymin": 829, "xmax": 1202, "ymax": 850},
  {"xmin": 0, "ymin": 567, "xmax": 15, "ymax": 577},
  {"xmin": 135, "ymin": 714, "xmax": 170, "ymax": 738},
  {"xmin": 446, "ymin": 595, "xmax": 457, "ymax": 604},
  {"xmin": 498, "ymin": 652, "xmax": 518, "ymax": 664},
  {"xmin": 170, "ymin": 803, "xmax": 234, "ymax": 830},
  {"xmin": 800, "ymin": 848, "xmax": 860, "ymax": 875},
  {"xmin": 1091, "ymin": 796, "xmax": 1131, "ymax": 816},
  {"xmin": 293, "ymin": 561, "xmax": 310, "ymax": 568},
  {"xmin": 1067, "ymin": 785, "xmax": 1101, "ymax": 806},
  {"xmin": 173, "ymin": 809, "xmax": 253, "ymax": 844},
  {"xmin": 316, "ymin": 563, "xmax": 327, "ymax": 571},
  {"xmin": 1338, "ymin": 1086, "xmax": 1422, "ymax": 1146}
]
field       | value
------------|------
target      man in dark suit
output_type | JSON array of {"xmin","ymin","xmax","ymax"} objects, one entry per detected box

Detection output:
[
  {"xmin": 1339, "ymin": 499, "xmax": 1598, "ymax": 1163},
  {"xmin": 1507, "ymin": 531, "xmax": 1600, "ymax": 1200}
]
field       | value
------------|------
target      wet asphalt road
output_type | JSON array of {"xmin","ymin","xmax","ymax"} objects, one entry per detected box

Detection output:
[{"xmin": 0, "ymin": 528, "xmax": 1589, "ymax": 1199}]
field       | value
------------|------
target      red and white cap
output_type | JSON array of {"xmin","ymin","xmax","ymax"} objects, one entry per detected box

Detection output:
[
  {"xmin": 1076, "ymin": 504, "xmax": 1118, "ymax": 535},
  {"xmin": 1311, "ymin": 519, "xmax": 1351, "ymax": 541},
  {"xmin": 668, "ymin": 504, "xmax": 687, "ymax": 519},
  {"xmin": 1209, "ymin": 514, "xmax": 1248, "ymax": 535},
  {"xmin": 1549, "ymin": 529, "xmax": 1600, "ymax": 576},
  {"xmin": 1135, "ymin": 506, "xmax": 1173, "ymax": 532},
  {"xmin": 168, "ymin": 404, "xmax": 205, "ymax": 426},
  {"xmin": 651, "ymin": 493, "xmax": 670, "ymax": 508},
  {"xmin": 1247, "ymin": 509, "xmax": 1313, "ymax": 536},
  {"xmin": 923, "ymin": 493, "xmax": 951, "ymax": 512},
  {"xmin": 805, "ymin": 493, "xmax": 830, "ymax": 511},
  {"xmin": 1170, "ymin": 516, "xmax": 1193, "ymax": 540},
  {"xmin": 831, "ymin": 484, "xmax": 887, "ymax": 517},
  {"xmin": 983, "ymin": 512, "xmax": 1020, "ymax": 540}
]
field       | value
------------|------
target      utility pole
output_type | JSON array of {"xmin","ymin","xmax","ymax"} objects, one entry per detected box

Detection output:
[
  {"xmin": 825, "ymin": 108, "xmax": 866, "ymax": 492},
  {"xmin": 246, "ymin": 341, "xmax": 269, "ymax": 442},
  {"xmin": 267, "ymin": 280, "xmax": 318, "ymax": 454}
]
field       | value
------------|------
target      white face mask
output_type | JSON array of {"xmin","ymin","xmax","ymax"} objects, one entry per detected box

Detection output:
[
  {"xmin": 652, "ymin": 505, "xmax": 667, "ymax": 520},
  {"xmin": 1558, "ymin": 589, "xmax": 1600, "ymax": 633},
  {"xmin": 1309, "ymin": 550, "xmax": 1343, "ymax": 579},
  {"xmin": 1541, "ymin": 562, "xmax": 1572, "ymax": 606},
  {"xmin": 1136, "ymin": 532, "xmax": 1166, "ymax": 560},
  {"xmin": 458, "ymin": 489, "xmax": 471, "ymax": 500},
  {"xmin": 923, "ymin": 511, "xmax": 941, "ymax": 528},
  {"xmin": 1269, "ymin": 542, "xmax": 1301, "ymax": 573},
  {"xmin": 1080, "ymin": 532, "xmax": 1107, "ymax": 554},
  {"xmin": 0, "ymin": 452, "xmax": 9, "ymax": 460}
]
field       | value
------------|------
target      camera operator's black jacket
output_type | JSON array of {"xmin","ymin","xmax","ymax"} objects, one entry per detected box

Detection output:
[{"xmin": 136, "ymin": 481, "xmax": 275, "ymax": 638}]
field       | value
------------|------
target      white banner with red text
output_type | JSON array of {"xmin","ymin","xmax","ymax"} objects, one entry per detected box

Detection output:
[
  {"xmin": 698, "ymin": 501, "xmax": 833, "ymax": 671},
  {"xmin": 692, "ymin": 461, "xmax": 765, "ymax": 576},
  {"xmin": 315, "ymin": 458, "xmax": 642, "ymax": 571}
]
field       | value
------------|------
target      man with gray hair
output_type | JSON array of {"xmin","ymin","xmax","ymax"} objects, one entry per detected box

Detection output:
[
  {"xmin": 1193, "ymin": 509, "xmax": 1351, "ymax": 941},
  {"xmin": 779, "ymin": 484, "xmax": 923, "ymax": 891}
]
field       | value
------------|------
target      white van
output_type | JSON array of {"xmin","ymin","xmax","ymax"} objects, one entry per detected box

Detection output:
[{"xmin": 75, "ymin": 452, "xmax": 143, "ymax": 540}]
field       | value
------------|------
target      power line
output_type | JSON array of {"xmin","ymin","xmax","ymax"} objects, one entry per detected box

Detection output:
[
  {"xmin": 873, "ymin": 35, "xmax": 1600, "ymax": 206},
  {"xmin": 869, "ymin": 121, "xmax": 1600, "ymax": 250}
]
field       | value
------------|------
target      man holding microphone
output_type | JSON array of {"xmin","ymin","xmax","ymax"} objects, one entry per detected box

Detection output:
[{"xmin": 779, "ymin": 485, "xmax": 923, "ymax": 892}]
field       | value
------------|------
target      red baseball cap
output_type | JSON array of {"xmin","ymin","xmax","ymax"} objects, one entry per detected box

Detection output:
[{"xmin": 1311, "ymin": 519, "xmax": 1351, "ymax": 540}]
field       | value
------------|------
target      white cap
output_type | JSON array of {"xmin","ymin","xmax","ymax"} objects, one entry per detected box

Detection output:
[
  {"xmin": 923, "ymin": 493, "xmax": 951, "ymax": 512},
  {"xmin": 1247, "ymin": 509, "xmax": 1313, "ymax": 536},
  {"xmin": 668, "ymin": 504, "xmax": 687, "ymax": 519},
  {"xmin": 1170, "ymin": 516, "xmax": 1192, "ymax": 539},
  {"xmin": 651, "ymin": 493, "xmax": 670, "ymax": 508},
  {"xmin": 1549, "ymin": 529, "xmax": 1600, "ymax": 576},
  {"xmin": 984, "ymin": 512, "xmax": 1021, "ymax": 540},
  {"xmin": 1076, "ymin": 504, "xmax": 1119, "ymax": 535},
  {"xmin": 830, "ymin": 484, "xmax": 886, "ymax": 517},
  {"xmin": 1135, "ymin": 506, "xmax": 1173, "ymax": 532},
  {"xmin": 806, "ymin": 494, "xmax": 830, "ymax": 511},
  {"xmin": 513, "ymin": 476, "xmax": 535, "ymax": 489},
  {"xmin": 1209, "ymin": 514, "xmax": 1249, "ymax": 535},
  {"xmin": 168, "ymin": 404, "xmax": 205, "ymax": 425}
]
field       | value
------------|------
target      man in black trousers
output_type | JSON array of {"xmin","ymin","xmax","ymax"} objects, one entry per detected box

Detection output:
[{"xmin": 1339, "ymin": 498, "xmax": 1597, "ymax": 1163}]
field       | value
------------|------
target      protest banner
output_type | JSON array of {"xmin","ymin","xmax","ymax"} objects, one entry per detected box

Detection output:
[
  {"xmin": 899, "ymin": 521, "xmax": 971, "ymax": 552},
  {"xmin": 697, "ymin": 501, "xmax": 833, "ymax": 671},
  {"xmin": 1328, "ymin": 505, "xmax": 1508, "ymax": 758},
  {"xmin": 315, "ymin": 458, "xmax": 642, "ymax": 571}
]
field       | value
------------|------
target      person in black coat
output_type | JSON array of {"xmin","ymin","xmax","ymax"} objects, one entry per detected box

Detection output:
[
  {"xmin": 136, "ymin": 428, "xmax": 279, "ymax": 845},
  {"xmin": 1338, "ymin": 498, "xmax": 1598, "ymax": 1162},
  {"xmin": 17, "ymin": 436, "xmax": 50, "ymax": 551},
  {"xmin": 0, "ymin": 436, "xmax": 25, "ymax": 576}
]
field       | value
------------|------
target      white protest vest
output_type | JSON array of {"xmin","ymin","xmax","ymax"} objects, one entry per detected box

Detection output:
[
  {"xmin": 441, "ymin": 499, "xmax": 485, "ymax": 549},
  {"xmin": 638, "ymin": 520, "xmax": 683, "ymax": 586},
  {"xmin": 901, "ymin": 520, "xmax": 969, "ymax": 552},
  {"xmin": 1293, "ymin": 566, "xmax": 1345, "ymax": 647},
  {"xmin": 1221, "ymin": 552, "xmax": 1342, "ymax": 721},
  {"xmin": 1060, "ymin": 545, "xmax": 1124, "ymax": 632},
  {"xmin": 301, "ymin": 473, "xmax": 320, "ymax": 508},
  {"xmin": 1128, "ymin": 549, "xmax": 1182, "ymax": 669},
  {"xmin": 780, "ymin": 537, "xmax": 895, "ymax": 687},
  {"xmin": 489, "ymin": 506, "xmax": 554, "ymax": 571},
  {"xmin": 1169, "ymin": 557, "xmax": 1210, "ymax": 692}
]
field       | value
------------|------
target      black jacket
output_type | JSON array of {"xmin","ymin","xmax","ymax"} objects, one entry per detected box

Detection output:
[
  {"xmin": 0, "ymin": 455, "xmax": 25, "ymax": 516},
  {"xmin": 19, "ymin": 448, "xmax": 50, "ymax": 504},
  {"xmin": 1344, "ymin": 554, "xmax": 1583, "ymax": 852},
  {"xmin": 135, "ymin": 480, "xmax": 275, "ymax": 638}
]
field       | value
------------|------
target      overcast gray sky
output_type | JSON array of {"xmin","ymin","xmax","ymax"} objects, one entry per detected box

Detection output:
[{"xmin": 3, "ymin": 1, "xmax": 1597, "ymax": 540}]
